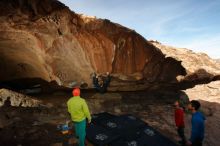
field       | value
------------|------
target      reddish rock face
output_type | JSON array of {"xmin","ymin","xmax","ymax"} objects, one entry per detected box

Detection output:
[{"xmin": 0, "ymin": 0, "xmax": 186, "ymax": 91}]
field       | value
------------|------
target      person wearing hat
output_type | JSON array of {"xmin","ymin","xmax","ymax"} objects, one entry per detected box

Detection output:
[{"xmin": 67, "ymin": 88, "xmax": 91, "ymax": 146}]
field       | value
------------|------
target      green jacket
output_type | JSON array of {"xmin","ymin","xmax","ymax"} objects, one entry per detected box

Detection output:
[{"xmin": 67, "ymin": 96, "xmax": 91, "ymax": 122}]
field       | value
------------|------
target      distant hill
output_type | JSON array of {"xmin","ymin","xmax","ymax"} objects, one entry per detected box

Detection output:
[{"xmin": 150, "ymin": 40, "xmax": 220, "ymax": 83}]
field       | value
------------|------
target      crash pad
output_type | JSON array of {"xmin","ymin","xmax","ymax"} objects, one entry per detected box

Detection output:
[{"xmin": 86, "ymin": 113, "xmax": 177, "ymax": 146}]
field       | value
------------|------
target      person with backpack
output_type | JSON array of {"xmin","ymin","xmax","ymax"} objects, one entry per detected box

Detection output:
[{"xmin": 67, "ymin": 88, "xmax": 91, "ymax": 146}]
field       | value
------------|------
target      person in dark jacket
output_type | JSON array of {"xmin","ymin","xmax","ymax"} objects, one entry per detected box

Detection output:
[
  {"xmin": 92, "ymin": 72, "xmax": 111, "ymax": 93},
  {"xmin": 174, "ymin": 100, "xmax": 186, "ymax": 146},
  {"xmin": 187, "ymin": 100, "xmax": 206, "ymax": 146}
]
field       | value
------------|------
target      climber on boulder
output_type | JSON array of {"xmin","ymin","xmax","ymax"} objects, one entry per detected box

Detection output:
[{"xmin": 92, "ymin": 72, "xmax": 111, "ymax": 93}]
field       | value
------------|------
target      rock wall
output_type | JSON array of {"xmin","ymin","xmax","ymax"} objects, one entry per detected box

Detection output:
[
  {"xmin": 0, "ymin": 0, "xmax": 186, "ymax": 91},
  {"xmin": 150, "ymin": 40, "xmax": 220, "ymax": 81},
  {"xmin": 184, "ymin": 81, "xmax": 220, "ymax": 103},
  {"xmin": 0, "ymin": 88, "xmax": 42, "ymax": 107}
]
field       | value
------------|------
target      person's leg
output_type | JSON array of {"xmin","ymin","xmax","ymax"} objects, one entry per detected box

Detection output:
[
  {"xmin": 74, "ymin": 122, "xmax": 79, "ymax": 138},
  {"xmin": 102, "ymin": 76, "xmax": 111, "ymax": 93},
  {"xmin": 93, "ymin": 76, "xmax": 98, "ymax": 86},
  {"xmin": 93, "ymin": 76, "xmax": 101, "ymax": 92},
  {"xmin": 78, "ymin": 119, "xmax": 86, "ymax": 146},
  {"xmin": 105, "ymin": 75, "xmax": 111, "ymax": 86},
  {"xmin": 177, "ymin": 127, "xmax": 186, "ymax": 146}
]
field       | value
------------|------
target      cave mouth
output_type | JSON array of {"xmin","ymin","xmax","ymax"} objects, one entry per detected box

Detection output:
[{"xmin": 0, "ymin": 77, "xmax": 61, "ymax": 95}]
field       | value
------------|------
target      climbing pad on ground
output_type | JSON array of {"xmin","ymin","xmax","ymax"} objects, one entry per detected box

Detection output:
[{"xmin": 86, "ymin": 112, "xmax": 178, "ymax": 146}]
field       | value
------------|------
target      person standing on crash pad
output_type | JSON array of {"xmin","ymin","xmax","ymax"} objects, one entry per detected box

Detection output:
[{"xmin": 67, "ymin": 88, "xmax": 91, "ymax": 146}]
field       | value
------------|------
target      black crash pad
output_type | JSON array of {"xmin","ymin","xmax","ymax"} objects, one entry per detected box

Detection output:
[
  {"xmin": 110, "ymin": 138, "xmax": 146, "ymax": 146},
  {"xmin": 87, "ymin": 113, "xmax": 177, "ymax": 146},
  {"xmin": 91, "ymin": 112, "xmax": 117, "ymax": 125},
  {"xmin": 86, "ymin": 123, "xmax": 120, "ymax": 146},
  {"xmin": 137, "ymin": 125, "xmax": 177, "ymax": 146}
]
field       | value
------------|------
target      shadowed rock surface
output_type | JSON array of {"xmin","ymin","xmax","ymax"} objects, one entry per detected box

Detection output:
[
  {"xmin": 0, "ymin": 88, "xmax": 42, "ymax": 107},
  {"xmin": 0, "ymin": 0, "xmax": 187, "ymax": 91}
]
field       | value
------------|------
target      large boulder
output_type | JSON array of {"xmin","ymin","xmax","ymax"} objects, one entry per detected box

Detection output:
[
  {"xmin": 184, "ymin": 81, "xmax": 220, "ymax": 103},
  {"xmin": 0, "ymin": 0, "xmax": 186, "ymax": 91},
  {"xmin": 150, "ymin": 41, "xmax": 220, "ymax": 81}
]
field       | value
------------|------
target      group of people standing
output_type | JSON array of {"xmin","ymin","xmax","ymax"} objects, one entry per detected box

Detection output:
[
  {"xmin": 66, "ymin": 72, "xmax": 206, "ymax": 146},
  {"xmin": 174, "ymin": 100, "xmax": 206, "ymax": 146}
]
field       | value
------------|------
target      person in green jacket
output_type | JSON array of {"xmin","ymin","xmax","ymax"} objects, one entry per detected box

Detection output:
[{"xmin": 67, "ymin": 88, "xmax": 91, "ymax": 146}]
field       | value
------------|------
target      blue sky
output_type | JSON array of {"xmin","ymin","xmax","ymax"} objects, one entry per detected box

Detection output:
[{"xmin": 59, "ymin": 0, "xmax": 220, "ymax": 59}]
